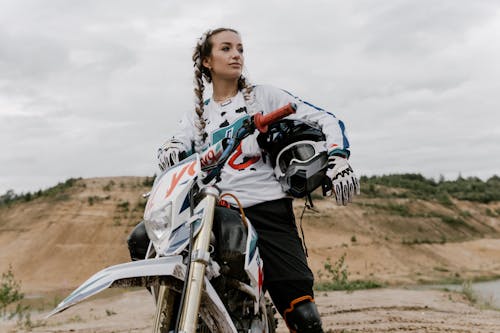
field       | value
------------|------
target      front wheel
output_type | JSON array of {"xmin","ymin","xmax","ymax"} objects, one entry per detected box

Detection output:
[
  {"xmin": 152, "ymin": 285, "xmax": 213, "ymax": 333},
  {"xmin": 265, "ymin": 298, "xmax": 278, "ymax": 333},
  {"xmin": 153, "ymin": 285, "xmax": 178, "ymax": 333}
]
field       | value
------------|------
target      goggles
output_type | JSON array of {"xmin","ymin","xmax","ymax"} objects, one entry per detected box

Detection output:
[{"xmin": 275, "ymin": 140, "xmax": 327, "ymax": 175}]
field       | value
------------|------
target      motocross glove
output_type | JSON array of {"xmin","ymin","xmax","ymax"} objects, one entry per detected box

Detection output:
[
  {"xmin": 325, "ymin": 155, "xmax": 360, "ymax": 205},
  {"xmin": 241, "ymin": 132, "xmax": 262, "ymax": 157},
  {"xmin": 157, "ymin": 139, "xmax": 186, "ymax": 171}
]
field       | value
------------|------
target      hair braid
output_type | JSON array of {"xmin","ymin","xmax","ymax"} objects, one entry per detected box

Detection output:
[
  {"xmin": 238, "ymin": 75, "xmax": 259, "ymax": 115},
  {"xmin": 192, "ymin": 30, "xmax": 211, "ymax": 153}
]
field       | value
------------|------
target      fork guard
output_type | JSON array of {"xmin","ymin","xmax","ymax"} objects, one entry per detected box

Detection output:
[
  {"xmin": 46, "ymin": 256, "xmax": 238, "ymax": 332},
  {"xmin": 46, "ymin": 256, "xmax": 185, "ymax": 318}
]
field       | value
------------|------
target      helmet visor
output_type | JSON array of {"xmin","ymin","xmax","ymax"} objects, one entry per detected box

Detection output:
[{"xmin": 277, "ymin": 140, "xmax": 326, "ymax": 173}]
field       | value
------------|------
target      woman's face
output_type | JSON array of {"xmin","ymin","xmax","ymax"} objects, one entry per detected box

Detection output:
[{"xmin": 203, "ymin": 30, "xmax": 244, "ymax": 81}]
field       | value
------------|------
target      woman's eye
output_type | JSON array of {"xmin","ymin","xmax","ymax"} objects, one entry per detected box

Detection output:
[
  {"xmin": 238, "ymin": 48, "xmax": 244, "ymax": 53},
  {"xmin": 222, "ymin": 46, "xmax": 230, "ymax": 51}
]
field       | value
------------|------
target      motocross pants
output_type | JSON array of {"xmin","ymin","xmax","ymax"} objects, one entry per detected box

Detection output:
[{"xmin": 240, "ymin": 199, "xmax": 315, "ymax": 312}]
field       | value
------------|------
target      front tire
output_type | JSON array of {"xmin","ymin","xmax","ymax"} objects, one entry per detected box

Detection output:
[
  {"xmin": 153, "ymin": 285, "xmax": 178, "ymax": 333},
  {"xmin": 153, "ymin": 285, "xmax": 213, "ymax": 333},
  {"xmin": 265, "ymin": 297, "xmax": 278, "ymax": 333}
]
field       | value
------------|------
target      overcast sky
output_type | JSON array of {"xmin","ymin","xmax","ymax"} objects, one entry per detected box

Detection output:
[{"xmin": 1, "ymin": 0, "xmax": 499, "ymax": 194}]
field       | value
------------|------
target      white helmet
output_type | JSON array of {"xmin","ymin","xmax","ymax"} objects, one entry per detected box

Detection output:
[{"xmin": 257, "ymin": 119, "xmax": 329, "ymax": 198}]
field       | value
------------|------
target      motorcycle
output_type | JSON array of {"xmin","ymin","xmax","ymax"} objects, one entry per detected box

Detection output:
[{"xmin": 47, "ymin": 103, "xmax": 297, "ymax": 333}]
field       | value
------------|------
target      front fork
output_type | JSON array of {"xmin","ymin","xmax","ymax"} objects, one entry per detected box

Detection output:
[{"xmin": 178, "ymin": 186, "xmax": 220, "ymax": 333}]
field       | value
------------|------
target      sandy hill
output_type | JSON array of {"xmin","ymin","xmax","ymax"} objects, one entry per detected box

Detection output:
[{"xmin": 1, "ymin": 176, "xmax": 500, "ymax": 293}]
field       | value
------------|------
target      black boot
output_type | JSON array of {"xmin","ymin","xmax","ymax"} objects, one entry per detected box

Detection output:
[{"xmin": 284, "ymin": 298, "xmax": 324, "ymax": 333}]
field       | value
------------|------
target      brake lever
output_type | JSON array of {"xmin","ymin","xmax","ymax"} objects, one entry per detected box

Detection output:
[{"xmin": 321, "ymin": 176, "xmax": 332, "ymax": 197}]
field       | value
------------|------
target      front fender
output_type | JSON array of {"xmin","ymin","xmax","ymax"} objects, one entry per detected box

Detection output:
[{"xmin": 46, "ymin": 256, "xmax": 184, "ymax": 318}]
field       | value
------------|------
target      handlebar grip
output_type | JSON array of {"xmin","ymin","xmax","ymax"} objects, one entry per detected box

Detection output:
[{"xmin": 254, "ymin": 102, "xmax": 297, "ymax": 133}]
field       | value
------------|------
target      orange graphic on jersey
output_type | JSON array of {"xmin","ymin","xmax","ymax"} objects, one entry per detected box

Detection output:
[{"xmin": 228, "ymin": 144, "xmax": 260, "ymax": 170}]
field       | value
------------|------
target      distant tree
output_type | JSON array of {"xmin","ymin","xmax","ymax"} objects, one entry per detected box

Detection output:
[{"xmin": 0, "ymin": 190, "xmax": 16, "ymax": 205}]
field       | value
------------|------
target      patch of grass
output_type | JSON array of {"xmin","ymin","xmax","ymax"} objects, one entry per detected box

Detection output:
[
  {"xmin": 402, "ymin": 238, "xmax": 435, "ymax": 245},
  {"xmin": 459, "ymin": 210, "xmax": 472, "ymax": 218},
  {"xmin": 1, "ymin": 265, "xmax": 25, "ymax": 318},
  {"xmin": 461, "ymin": 280, "xmax": 477, "ymax": 304},
  {"xmin": 360, "ymin": 202, "xmax": 413, "ymax": 217},
  {"xmin": 133, "ymin": 199, "xmax": 147, "ymax": 212},
  {"xmin": 433, "ymin": 266, "xmax": 450, "ymax": 272},
  {"xmin": 88, "ymin": 196, "xmax": 110, "ymax": 206},
  {"xmin": 103, "ymin": 180, "xmax": 116, "ymax": 191},
  {"xmin": 315, "ymin": 279, "xmax": 382, "ymax": 291},
  {"xmin": 402, "ymin": 234, "xmax": 447, "ymax": 245},
  {"xmin": 386, "ymin": 203, "xmax": 412, "ymax": 216},
  {"xmin": 440, "ymin": 215, "xmax": 466, "ymax": 226},
  {"xmin": 113, "ymin": 216, "xmax": 122, "ymax": 226},
  {"xmin": 116, "ymin": 201, "xmax": 130, "ymax": 212},
  {"xmin": 105, "ymin": 309, "xmax": 117, "ymax": 316},
  {"xmin": 315, "ymin": 253, "xmax": 382, "ymax": 291},
  {"xmin": 485, "ymin": 208, "xmax": 497, "ymax": 217},
  {"xmin": 142, "ymin": 175, "xmax": 156, "ymax": 187},
  {"xmin": 68, "ymin": 314, "xmax": 83, "ymax": 323}
]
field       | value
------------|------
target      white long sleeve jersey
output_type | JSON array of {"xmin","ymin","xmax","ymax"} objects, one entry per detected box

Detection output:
[{"xmin": 165, "ymin": 85, "xmax": 350, "ymax": 207}]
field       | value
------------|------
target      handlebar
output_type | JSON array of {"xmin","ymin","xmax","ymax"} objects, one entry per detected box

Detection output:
[
  {"xmin": 201, "ymin": 103, "xmax": 297, "ymax": 183},
  {"xmin": 254, "ymin": 103, "xmax": 297, "ymax": 133}
]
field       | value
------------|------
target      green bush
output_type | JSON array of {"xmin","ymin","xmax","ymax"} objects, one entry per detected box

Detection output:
[
  {"xmin": 315, "ymin": 253, "xmax": 382, "ymax": 291},
  {"xmin": 103, "ymin": 180, "xmax": 115, "ymax": 191},
  {"xmin": 116, "ymin": 201, "xmax": 130, "ymax": 212},
  {"xmin": 0, "ymin": 266, "xmax": 28, "ymax": 320},
  {"xmin": 142, "ymin": 175, "xmax": 156, "ymax": 187}
]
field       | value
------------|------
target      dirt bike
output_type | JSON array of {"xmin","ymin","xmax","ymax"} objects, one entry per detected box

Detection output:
[{"xmin": 47, "ymin": 103, "xmax": 297, "ymax": 332}]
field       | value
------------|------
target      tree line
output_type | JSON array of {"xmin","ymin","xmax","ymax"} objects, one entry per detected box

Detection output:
[
  {"xmin": 361, "ymin": 173, "xmax": 500, "ymax": 203},
  {"xmin": 1, "ymin": 174, "xmax": 499, "ymax": 206}
]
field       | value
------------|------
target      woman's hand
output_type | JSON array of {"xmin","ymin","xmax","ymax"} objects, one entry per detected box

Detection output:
[
  {"xmin": 157, "ymin": 139, "xmax": 186, "ymax": 171},
  {"xmin": 325, "ymin": 156, "xmax": 360, "ymax": 205}
]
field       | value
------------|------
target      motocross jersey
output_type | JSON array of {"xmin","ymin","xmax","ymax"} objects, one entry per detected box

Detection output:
[{"xmin": 166, "ymin": 85, "xmax": 350, "ymax": 207}]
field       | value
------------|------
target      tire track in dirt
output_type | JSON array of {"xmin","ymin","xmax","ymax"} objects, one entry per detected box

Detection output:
[
  {"xmin": 2, "ymin": 288, "xmax": 499, "ymax": 333},
  {"xmin": 311, "ymin": 291, "xmax": 500, "ymax": 333}
]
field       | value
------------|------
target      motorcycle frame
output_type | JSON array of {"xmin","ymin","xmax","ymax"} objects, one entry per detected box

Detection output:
[{"xmin": 47, "ymin": 103, "xmax": 297, "ymax": 332}]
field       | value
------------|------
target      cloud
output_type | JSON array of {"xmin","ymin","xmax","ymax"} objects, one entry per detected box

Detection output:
[{"xmin": 1, "ymin": 0, "xmax": 500, "ymax": 194}]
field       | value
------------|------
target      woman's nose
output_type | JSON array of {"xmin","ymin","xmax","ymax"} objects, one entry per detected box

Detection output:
[{"xmin": 231, "ymin": 50, "xmax": 241, "ymax": 59}]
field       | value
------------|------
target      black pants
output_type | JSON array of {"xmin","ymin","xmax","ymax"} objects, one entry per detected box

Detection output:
[
  {"xmin": 127, "ymin": 198, "xmax": 314, "ymax": 316},
  {"xmin": 242, "ymin": 198, "xmax": 314, "ymax": 315}
]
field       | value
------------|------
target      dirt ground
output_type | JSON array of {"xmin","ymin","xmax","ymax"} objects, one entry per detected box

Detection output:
[
  {"xmin": 1, "ymin": 177, "xmax": 500, "ymax": 332},
  {"xmin": 2, "ymin": 287, "xmax": 500, "ymax": 333}
]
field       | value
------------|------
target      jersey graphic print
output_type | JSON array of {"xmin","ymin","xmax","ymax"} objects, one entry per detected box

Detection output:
[{"xmin": 210, "ymin": 114, "xmax": 260, "ymax": 170}]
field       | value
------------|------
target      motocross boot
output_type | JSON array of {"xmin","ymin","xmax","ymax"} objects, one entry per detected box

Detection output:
[{"xmin": 283, "ymin": 296, "xmax": 324, "ymax": 333}]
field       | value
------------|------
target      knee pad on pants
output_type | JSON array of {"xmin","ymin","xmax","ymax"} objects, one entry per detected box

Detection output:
[{"xmin": 284, "ymin": 296, "xmax": 324, "ymax": 333}]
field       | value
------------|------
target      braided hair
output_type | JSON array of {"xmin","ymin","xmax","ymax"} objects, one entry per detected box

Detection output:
[{"xmin": 192, "ymin": 28, "xmax": 259, "ymax": 153}]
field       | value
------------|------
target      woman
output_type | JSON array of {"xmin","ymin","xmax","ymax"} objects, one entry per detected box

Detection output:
[{"xmin": 129, "ymin": 28, "xmax": 359, "ymax": 333}]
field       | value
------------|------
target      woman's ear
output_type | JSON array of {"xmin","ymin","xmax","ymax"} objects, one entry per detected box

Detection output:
[{"xmin": 202, "ymin": 57, "xmax": 211, "ymax": 70}]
